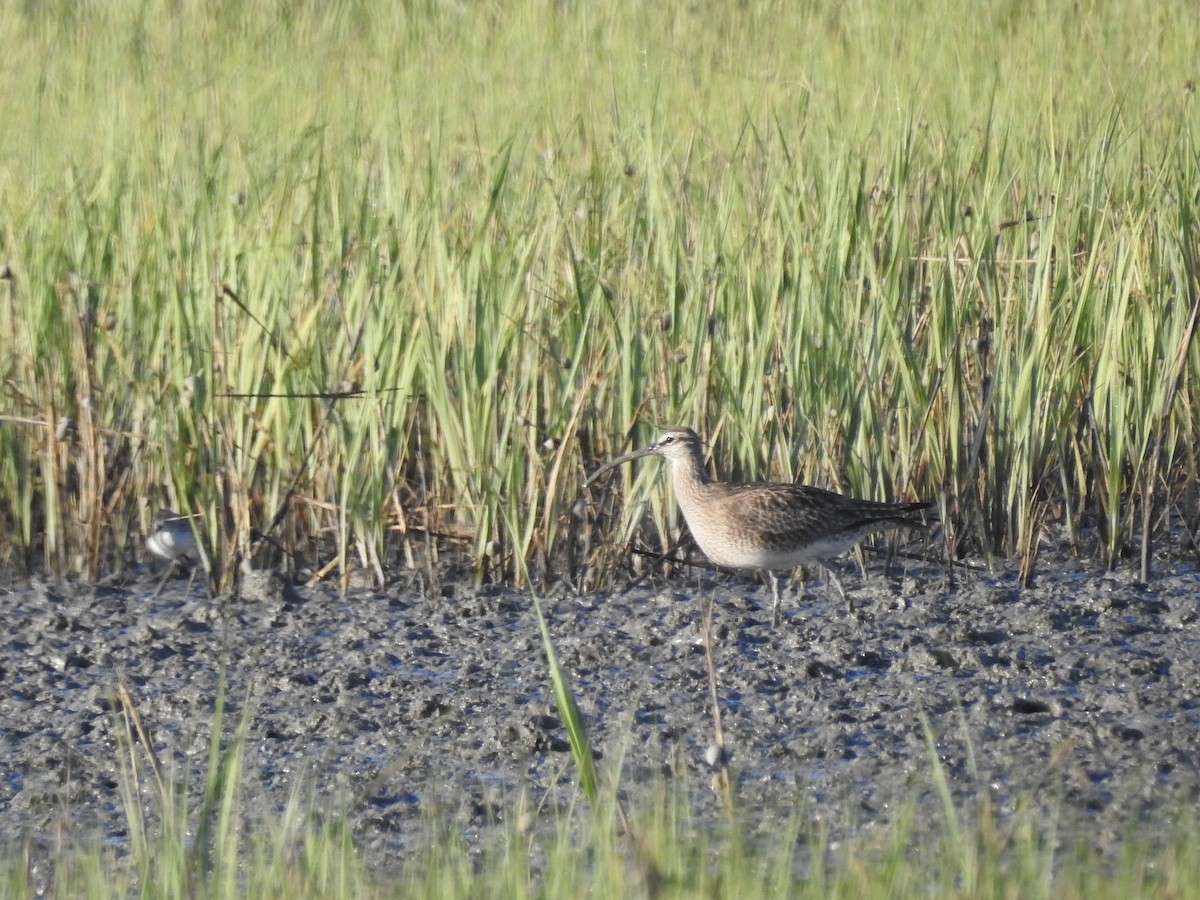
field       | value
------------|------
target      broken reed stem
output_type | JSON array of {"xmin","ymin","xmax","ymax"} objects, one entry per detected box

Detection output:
[{"xmin": 701, "ymin": 597, "xmax": 733, "ymax": 809}]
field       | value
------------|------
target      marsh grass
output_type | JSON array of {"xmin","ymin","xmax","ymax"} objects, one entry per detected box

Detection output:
[
  {"xmin": 532, "ymin": 593, "xmax": 599, "ymax": 804},
  {"xmin": 1, "ymin": 1, "xmax": 1198, "ymax": 587}
]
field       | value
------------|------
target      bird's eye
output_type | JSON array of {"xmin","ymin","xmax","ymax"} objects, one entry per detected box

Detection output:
[{"xmin": 662, "ymin": 436, "xmax": 674, "ymax": 444}]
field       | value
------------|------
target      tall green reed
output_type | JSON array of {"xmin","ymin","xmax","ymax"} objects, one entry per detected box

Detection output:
[{"xmin": 1, "ymin": 0, "xmax": 1198, "ymax": 586}]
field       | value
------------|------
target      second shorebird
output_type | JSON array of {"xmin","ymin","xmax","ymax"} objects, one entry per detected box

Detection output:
[
  {"xmin": 146, "ymin": 509, "xmax": 200, "ymax": 598},
  {"xmin": 147, "ymin": 509, "xmax": 198, "ymax": 565},
  {"xmin": 588, "ymin": 427, "xmax": 933, "ymax": 623}
]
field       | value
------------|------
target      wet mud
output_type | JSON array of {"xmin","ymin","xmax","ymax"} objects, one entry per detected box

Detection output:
[{"xmin": 2, "ymin": 549, "xmax": 1199, "ymax": 876}]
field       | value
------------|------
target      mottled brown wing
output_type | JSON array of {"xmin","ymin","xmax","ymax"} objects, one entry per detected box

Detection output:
[{"xmin": 718, "ymin": 481, "xmax": 930, "ymax": 547}]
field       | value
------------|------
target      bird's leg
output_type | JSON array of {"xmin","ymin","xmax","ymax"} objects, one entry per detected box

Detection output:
[
  {"xmin": 151, "ymin": 559, "xmax": 198, "ymax": 600},
  {"xmin": 768, "ymin": 570, "xmax": 783, "ymax": 626},
  {"xmin": 151, "ymin": 562, "xmax": 175, "ymax": 600}
]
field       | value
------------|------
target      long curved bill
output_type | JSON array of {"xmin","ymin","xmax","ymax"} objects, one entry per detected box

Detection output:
[{"xmin": 585, "ymin": 442, "xmax": 659, "ymax": 485}]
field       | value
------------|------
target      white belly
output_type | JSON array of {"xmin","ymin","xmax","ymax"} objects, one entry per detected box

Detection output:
[{"xmin": 694, "ymin": 531, "xmax": 861, "ymax": 571}]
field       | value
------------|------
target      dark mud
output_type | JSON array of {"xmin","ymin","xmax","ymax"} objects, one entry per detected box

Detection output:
[{"xmin": 2, "ymin": 549, "xmax": 1200, "ymax": 878}]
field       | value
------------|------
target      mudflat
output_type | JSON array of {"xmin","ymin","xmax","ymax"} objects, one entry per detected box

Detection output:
[{"xmin": 3, "ymin": 551, "xmax": 1198, "ymax": 875}]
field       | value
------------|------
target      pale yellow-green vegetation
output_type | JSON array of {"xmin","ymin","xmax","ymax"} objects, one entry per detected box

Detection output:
[{"xmin": 0, "ymin": 0, "xmax": 1197, "ymax": 588}]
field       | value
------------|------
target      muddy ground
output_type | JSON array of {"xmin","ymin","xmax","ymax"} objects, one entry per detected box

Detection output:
[{"xmin": 2, "ymin": 545, "xmax": 1199, "ymax": 881}]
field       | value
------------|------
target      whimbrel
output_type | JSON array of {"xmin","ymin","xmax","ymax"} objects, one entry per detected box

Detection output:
[{"xmin": 588, "ymin": 427, "xmax": 933, "ymax": 623}]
